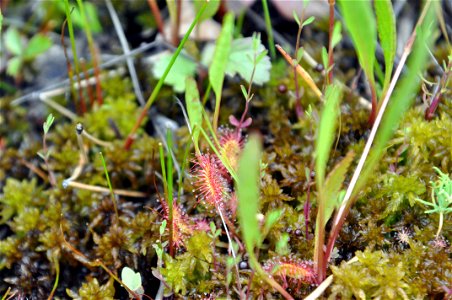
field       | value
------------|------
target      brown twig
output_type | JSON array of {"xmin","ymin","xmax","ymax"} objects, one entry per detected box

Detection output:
[
  {"xmin": 172, "ymin": 0, "xmax": 182, "ymax": 46},
  {"xmin": 147, "ymin": 0, "xmax": 165, "ymax": 38},
  {"xmin": 276, "ymin": 44, "xmax": 323, "ymax": 100},
  {"xmin": 80, "ymin": 58, "xmax": 95, "ymax": 109}
]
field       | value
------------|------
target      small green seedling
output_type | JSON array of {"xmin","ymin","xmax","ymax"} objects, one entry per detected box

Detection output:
[
  {"xmin": 37, "ymin": 113, "xmax": 56, "ymax": 186},
  {"xmin": 121, "ymin": 267, "xmax": 144, "ymax": 298},
  {"xmin": 415, "ymin": 167, "xmax": 452, "ymax": 237},
  {"xmin": 4, "ymin": 27, "xmax": 52, "ymax": 78},
  {"xmin": 43, "ymin": 113, "xmax": 55, "ymax": 134}
]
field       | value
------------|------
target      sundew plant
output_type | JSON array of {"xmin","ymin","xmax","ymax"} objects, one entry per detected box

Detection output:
[{"xmin": 0, "ymin": 0, "xmax": 451, "ymax": 299}]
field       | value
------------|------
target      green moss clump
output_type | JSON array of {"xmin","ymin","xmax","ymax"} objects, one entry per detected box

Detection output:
[
  {"xmin": 330, "ymin": 241, "xmax": 451, "ymax": 299},
  {"xmin": 67, "ymin": 278, "xmax": 115, "ymax": 300},
  {"xmin": 84, "ymin": 76, "xmax": 145, "ymax": 140},
  {"xmin": 160, "ymin": 231, "xmax": 216, "ymax": 296}
]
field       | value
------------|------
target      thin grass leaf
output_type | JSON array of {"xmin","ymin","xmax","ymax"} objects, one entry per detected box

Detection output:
[
  {"xmin": 374, "ymin": 0, "xmax": 396, "ymax": 95},
  {"xmin": 185, "ymin": 77, "xmax": 202, "ymax": 152},
  {"xmin": 353, "ymin": 6, "xmax": 436, "ymax": 199},
  {"xmin": 322, "ymin": 151, "xmax": 355, "ymax": 226},
  {"xmin": 261, "ymin": 0, "xmax": 275, "ymax": 58},
  {"xmin": 24, "ymin": 34, "xmax": 52, "ymax": 59},
  {"xmin": 293, "ymin": 11, "xmax": 301, "ymax": 26},
  {"xmin": 302, "ymin": 16, "xmax": 315, "ymax": 27},
  {"xmin": 194, "ymin": 0, "xmax": 220, "ymax": 23},
  {"xmin": 338, "ymin": 0, "xmax": 376, "ymax": 87},
  {"xmin": 210, "ymin": 12, "xmax": 234, "ymax": 131},
  {"xmin": 331, "ymin": 21, "xmax": 342, "ymax": 49},
  {"xmin": 315, "ymin": 84, "xmax": 342, "ymax": 189},
  {"xmin": 99, "ymin": 152, "xmax": 119, "ymax": 220},
  {"xmin": 5, "ymin": 27, "xmax": 22, "ymax": 55},
  {"xmin": 237, "ymin": 135, "xmax": 262, "ymax": 253}
]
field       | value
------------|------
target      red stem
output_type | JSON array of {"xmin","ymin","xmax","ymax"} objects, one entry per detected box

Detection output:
[{"xmin": 147, "ymin": 0, "xmax": 165, "ymax": 38}]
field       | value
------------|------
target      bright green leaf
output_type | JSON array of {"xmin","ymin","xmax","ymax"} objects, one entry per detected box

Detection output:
[
  {"xmin": 0, "ymin": 10, "xmax": 3, "ymax": 36},
  {"xmin": 322, "ymin": 151, "xmax": 355, "ymax": 226},
  {"xmin": 209, "ymin": 12, "xmax": 234, "ymax": 101},
  {"xmin": 237, "ymin": 134, "xmax": 262, "ymax": 253},
  {"xmin": 296, "ymin": 47, "xmax": 304, "ymax": 63},
  {"xmin": 121, "ymin": 267, "xmax": 142, "ymax": 291},
  {"xmin": 338, "ymin": 0, "xmax": 376, "ymax": 87},
  {"xmin": 5, "ymin": 27, "xmax": 23, "ymax": 55},
  {"xmin": 302, "ymin": 16, "xmax": 315, "ymax": 27},
  {"xmin": 152, "ymin": 52, "xmax": 197, "ymax": 93},
  {"xmin": 6, "ymin": 57, "xmax": 22, "ymax": 77},
  {"xmin": 293, "ymin": 11, "xmax": 301, "ymax": 26},
  {"xmin": 225, "ymin": 37, "xmax": 271, "ymax": 85},
  {"xmin": 240, "ymin": 85, "xmax": 248, "ymax": 99},
  {"xmin": 263, "ymin": 209, "xmax": 283, "ymax": 233},
  {"xmin": 374, "ymin": 0, "xmax": 396, "ymax": 95},
  {"xmin": 194, "ymin": 0, "xmax": 220, "ymax": 23},
  {"xmin": 321, "ymin": 46, "xmax": 328, "ymax": 70},
  {"xmin": 43, "ymin": 113, "xmax": 55, "ymax": 134},
  {"xmin": 185, "ymin": 77, "xmax": 202, "ymax": 148},
  {"xmin": 353, "ymin": 6, "xmax": 436, "ymax": 199},
  {"xmin": 315, "ymin": 84, "xmax": 342, "ymax": 189},
  {"xmin": 24, "ymin": 34, "xmax": 52, "ymax": 59},
  {"xmin": 331, "ymin": 21, "xmax": 342, "ymax": 49}
]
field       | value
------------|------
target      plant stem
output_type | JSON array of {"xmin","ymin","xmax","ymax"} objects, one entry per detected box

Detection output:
[
  {"xmin": 124, "ymin": 1, "xmax": 208, "ymax": 150},
  {"xmin": 325, "ymin": 0, "xmax": 433, "ymax": 266},
  {"xmin": 147, "ymin": 0, "xmax": 164, "ymax": 38},
  {"xmin": 76, "ymin": 0, "xmax": 103, "ymax": 105},
  {"xmin": 276, "ymin": 44, "xmax": 323, "ymax": 100}
]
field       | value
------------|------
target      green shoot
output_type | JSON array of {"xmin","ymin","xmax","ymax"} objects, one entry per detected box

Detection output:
[
  {"xmin": 124, "ymin": 1, "xmax": 209, "ymax": 150},
  {"xmin": 76, "ymin": 0, "xmax": 103, "ymax": 105},
  {"xmin": 63, "ymin": 0, "xmax": 85, "ymax": 113},
  {"xmin": 185, "ymin": 77, "xmax": 202, "ymax": 154},
  {"xmin": 47, "ymin": 256, "xmax": 60, "ymax": 300},
  {"xmin": 237, "ymin": 135, "xmax": 294, "ymax": 300},
  {"xmin": 43, "ymin": 113, "xmax": 55, "ymax": 134},
  {"xmin": 374, "ymin": 0, "xmax": 397, "ymax": 97},
  {"xmin": 338, "ymin": 0, "xmax": 378, "ymax": 123},
  {"xmin": 237, "ymin": 135, "xmax": 262, "ymax": 253},
  {"xmin": 121, "ymin": 267, "xmax": 144, "ymax": 297},
  {"xmin": 415, "ymin": 168, "xmax": 452, "ymax": 237},
  {"xmin": 210, "ymin": 12, "xmax": 234, "ymax": 132},
  {"xmin": 38, "ymin": 113, "xmax": 56, "ymax": 186},
  {"xmin": 314, "ymin": 84, "xmax": 342, "ymax": 280},
  {"xmin": 326, "ymin": 1, "xmax": 436, "ymax": 268},
  {"xmin": 99, "ymin": 152, "xmax": 119, "ymax": 222},
  {"xmin": 261, "ymin": 0, "xmax": 276, "ymax": 59}
]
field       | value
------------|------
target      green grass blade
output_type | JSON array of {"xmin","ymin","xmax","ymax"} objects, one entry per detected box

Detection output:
[
  {"xmin": 315, "ymin": 84, "xmax": 342, "ymax": 189},
  {"xmin": 338, "ymin": 0, "xmax": 376, "ymax": 87},
  {"xmin": 63, "ymin": 0, "xmax": 81, "ymax": 80},
  {"xmin": 194, "ymin": 0, "xmax": 220, "ymax": 23},
  {"xmin": 374, "ymin": 0, "xmax": 396, "ymax": 95},
  {"xmin": 237, "ymin": 135, "xmax": 262, "ymax": 253},
  {"xmin": 314, "ymin": 84, "xmax": 342, "ymax": 274},
  {"xmin": 261, "ymin": 0, "xmax": 276, "ymax": 59},
  {"xmin": 99, "ymin": 152, "xmax": 119, "ymax": 221},
  {"xmin": 185, "ymin": 77, "xmax": 202, "ymax": 153},
  {"xmin": 210, "ymin": 12, "xmax": 234, "ymax": 131},
  {"xmin": 322, "ymin": 151, "xmax": 355, "ymax": 226},
  {"xmin": 353, "ymin": 6, "xmax": 436, "ymax": 198}
]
